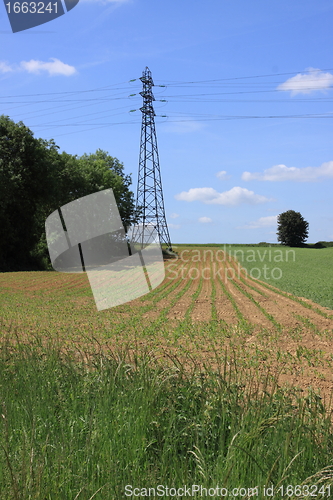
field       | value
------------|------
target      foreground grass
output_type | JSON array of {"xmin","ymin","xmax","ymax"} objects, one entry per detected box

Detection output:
[
  {"xmin": 226, "ymin": 246, "xmax": 333, "ymax": 310},
  {"xmin": 1, "ymin": 249, "xmax": 333, "ymax": 498},
  {"xmin": 0, "ymin": 336, "xmax": 333, "ymax": 499}
]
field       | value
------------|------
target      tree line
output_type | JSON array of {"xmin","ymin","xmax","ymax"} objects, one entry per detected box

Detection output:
[{"xmin": 0, "ymin": 115, "xmax": 139, "ymax": 271}]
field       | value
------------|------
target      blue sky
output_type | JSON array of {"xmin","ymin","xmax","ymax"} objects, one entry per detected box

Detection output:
[{"xmin": 1, "ymin": 0, "xmax": 333, "ymax": 244}]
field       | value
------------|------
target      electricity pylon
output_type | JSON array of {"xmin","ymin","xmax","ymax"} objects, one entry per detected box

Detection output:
[{"xmin": 132, "ymin": 67, "xmax": 172, "ymax": 250}]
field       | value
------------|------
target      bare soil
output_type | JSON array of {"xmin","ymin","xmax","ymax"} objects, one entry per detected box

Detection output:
[{"xmin": 1, "ymin": 249, "xmax": 333, "ymax": 409}]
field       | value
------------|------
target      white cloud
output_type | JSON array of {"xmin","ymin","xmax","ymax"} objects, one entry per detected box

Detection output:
[
  {"xmin": 242, "ymin": 161, "xmax": 333, "ymax": 182},
  {"xmin": 277, "ymin": 68, "xmax": 333, "ymax": 96},
  {"xmin": 242, "ymin": 215, "xmax": 278, "ymax": 229},
  {"xmin": 216, "ymin": 170, "xmax": 230, "ymax": 180},
  {"xmin": 168, "ymin": 223, "xmax": 181, "ymax": 229},
  {"xmin": 198, "ymin": 217, "xmax": 212, "ymax": 223},
  {"xmin": 0, "ymin": 62, "xmax": 13, "ymax": 73},
  {"xmin": 170, "ymin": 213, "xmax": 180, "ymax": 219},
  {"xmin": 20, "ymin": 58, "xmax": 77, "ymax": 76},
  {"xmin": 176, "ymin": 187, "xmax": 216, "ymax": 203},
  {"xmin": 175, "ymin": 186, "xmax": 271, "ymax": 206},
  {"xmin": 0, "ymin": 58, "xmax": 76, "ymax": 76}
]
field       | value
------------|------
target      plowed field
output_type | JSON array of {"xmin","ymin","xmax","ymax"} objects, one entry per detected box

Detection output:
[{"xmin": 1, "ymin": 248, "xmax": 333, "ymax": 406}]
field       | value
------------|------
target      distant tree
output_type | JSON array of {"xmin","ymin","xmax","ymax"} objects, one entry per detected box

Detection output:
[{"xmin": 277, "ymin": 210, "xmax": 309, "ymax": 247}]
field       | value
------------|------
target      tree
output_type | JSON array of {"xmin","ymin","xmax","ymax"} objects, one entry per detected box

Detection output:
[
  {"xmin": 0, "ymin": 116, "xmax": 139, "ymax": 270},
  {"xmin": 0, "ymin": 115, "xmax": 58, "ymax": 270},
  {"xmin": 32, "ymin": 150, "xmax": 140, "ymax": 269},
  {"xmin": 277, "ymin": 210, "xmax": 309, "ymax": 247},
  {"xmin": 74, "ymin": 149, "xmax": 139, "ymax": 231}
]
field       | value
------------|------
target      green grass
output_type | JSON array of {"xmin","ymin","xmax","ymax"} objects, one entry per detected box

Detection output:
[
  {"xmin": 227, "ymin": 246, "xmax": 333, "ymax": 310},
  {"xmin": 0, "ymin": 335, "xmax": 333, "ymax": 500},
  {"xmin": 1, "ymin": 248, "xmax": 333, "ymax": 498}
]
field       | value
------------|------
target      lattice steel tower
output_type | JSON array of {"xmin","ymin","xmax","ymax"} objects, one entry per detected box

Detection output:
[{"xmin": 133, "ymin": 67, "xmax": 172, "ymax": 249}]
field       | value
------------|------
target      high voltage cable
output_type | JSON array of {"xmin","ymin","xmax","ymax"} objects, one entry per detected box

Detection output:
[
  {"xmin": 31, "ymin": 113, "xmax": 333, "ymax": 127},
  {"xmin": 31, "ymin": 107, "xmax": 135, "ymax": 127},
  {"xmin": 0, "ymin": 85, "xmax": 139, "ymax": 117},
  {"xmin": 2, "ymin": 67, "xmax": 333, "ymax": 100},
  {"xmin": 164, "ymin": 99, "xmax": 332, "ymax": 104},
  {"xmin": 4, "ymin": 90, "xmax": 140, "ymax": 122},
  {"xmin": 0, "ymin": 81, "xmax": 133, "ymax": 98},
  {"xmin": 13, "ymin": 108, "xmax": 333, "ymax": 135},
  {"xmin": 3, "ymin": 85, "xmax": 331, "ymax": 107},
  {"xmin": 162, "ymin": 88, "xmax": 333, "ymax": 97},
  {"xmin": 20, "ymin": 105, "xmax": 131, "ymax": 124},
  {"xmin": 1, "ymin": 96, "xmax": 133, "ymax": 104},
  {"xmin": 153, "ymin": 67, "xmax": 333, "ymax": 85},
  {"xmin": 38, "ymin": 119, "xmax": 141, "ymax": 138},
  {"xmin": 33, "ymin": 111, "xmax": 332, "ymax": 137},
  {"xmin": 0, "ymin": 90, "xmax": 139, "ymax": 121},
  {"xmin": 0, "ymin": 89, "xmax": 137, "ymax": 104},
  {"xmin": 152, "ymin": 82, "xmax": 332, "ymax": 88},
  {"xmin": 2, "ymin": 66, "xmax": 332, "ymax": 136}
]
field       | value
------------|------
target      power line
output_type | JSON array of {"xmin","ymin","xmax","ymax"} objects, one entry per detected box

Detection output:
[
  {"xmin": 30, "ymin": 114, "xmax": 333, "ymax": 127},
  {"xmin": 154, "ymin": 67, "xmax": 333, "ymax": 85},
  {"xmin": 0, "ymin": 81, "xmax": 133, "ymax": 98},
  {"xmin": 3, "ymin": 67, "xmax": 333, "ymax": 100},
  {"xmin": 2, "ymin": 66, "xmax": 332, "ymax": 137}
]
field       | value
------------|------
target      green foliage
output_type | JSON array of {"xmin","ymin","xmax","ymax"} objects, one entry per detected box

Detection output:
[
  {"xmin": 0, "ymin": 115, "xmax": 58, "ymax": 270},
  {"xmin": 74, "ymin": 149, "xmax": 139, "ymax": 232},
  {"xmin": 277, "ymin": 210, "xmax": 309, "ymax": 247},
  {"xmin": 0, "ymin": 116, "xmax": 138, "ymax": 271},
  {"xmin": 0, "ymin": 341, "xmax": 332, "ymax": 499}
]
